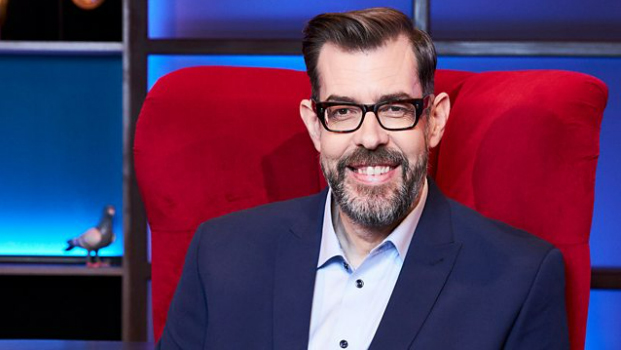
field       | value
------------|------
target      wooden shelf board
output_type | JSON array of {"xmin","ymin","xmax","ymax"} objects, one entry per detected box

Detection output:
[{"xmin": 0, "ymin": 263, "xmax": 124, "ymax": 276}]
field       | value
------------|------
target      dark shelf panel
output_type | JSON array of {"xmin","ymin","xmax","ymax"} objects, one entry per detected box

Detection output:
[
  {"xmin": 0, "ymin": 263, "xmax": 123, "ymax": 276},
  {"xmin": 591, "ymin": 268, "xmax": 621, "ymax": 289},
  {"xmin": 0, "ymin": 0, "xmax": 122, "ymax": 42},
  {"xmin": 0, "ymin": 41, "xmax": 123, "ymax": 55},
  {"xmin": 1, "ymin": 274, "xmax": 122, "ymax": 340},
  {"xmin": 145, "ymin": 38, "xmax": 301, "ymax": 55}
]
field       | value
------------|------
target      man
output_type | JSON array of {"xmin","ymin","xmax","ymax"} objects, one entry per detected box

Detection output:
[{"xmin": 158, "ymin": 7, "xmax": 568, "ymax": 350}]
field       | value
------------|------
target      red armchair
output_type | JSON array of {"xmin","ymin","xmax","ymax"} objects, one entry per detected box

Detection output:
[{"xmin": 134, "ymin": 66, "xmax": 607, "ymax": 349}]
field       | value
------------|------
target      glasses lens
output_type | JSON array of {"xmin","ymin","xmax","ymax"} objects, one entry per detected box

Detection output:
[
  {"xmin": 377, "ymin": 102, "xmax": 417, "ymax": 129},
  {"xmin": 325, "ymin": 105, "xmax": 363, "ymax": 131}
]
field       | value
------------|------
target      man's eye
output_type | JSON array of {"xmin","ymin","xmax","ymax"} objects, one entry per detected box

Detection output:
[
  {"xmin": 380, "ymin": 103, "xmax": 414, "ymax": 117},
  {"xmin": 336, "ymin": 108, "xmax": 351, "ymax": 115},
  {"xmin": 328, "ymin": 107, "xmax": 359, "ymax": 118}
]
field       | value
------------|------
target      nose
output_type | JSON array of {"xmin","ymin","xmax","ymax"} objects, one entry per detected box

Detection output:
[{"xmin": 353, "ymin": 111, "xmax": 389, "ymax": 150}]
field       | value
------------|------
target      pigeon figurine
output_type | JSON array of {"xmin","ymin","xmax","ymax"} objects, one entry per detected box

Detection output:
[{"xmin": 65, "ymin": 205, "xmax": 116, "ymax": 268}]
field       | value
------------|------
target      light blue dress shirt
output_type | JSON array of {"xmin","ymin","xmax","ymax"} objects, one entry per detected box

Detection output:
[{"xmin": 308, "ymin": 179, "xmax": 428, "ymax": 350}]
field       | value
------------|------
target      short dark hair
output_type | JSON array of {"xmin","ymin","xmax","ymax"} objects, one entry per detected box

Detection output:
[{"xmin": 302, "ymin": 7, "xmax": 437, "ymax": 100}]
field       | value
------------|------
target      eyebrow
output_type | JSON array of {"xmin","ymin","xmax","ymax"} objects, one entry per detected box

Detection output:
[
  {"xmin": 325, "ymin": 95, "xmax": 356, "ymax": 103},
  {"xmin": 324, "ymin": 92, "xmax": 415, "ymax": 104}
]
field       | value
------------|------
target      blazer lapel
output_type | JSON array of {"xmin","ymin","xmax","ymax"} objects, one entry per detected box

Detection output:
[
  {"xmin": 273, "ymin": 190, "xmax": 326, "ymax": 350},
  {"xmin": 370, "ymin": 181, "xmax": 462, "ymax": 349}
]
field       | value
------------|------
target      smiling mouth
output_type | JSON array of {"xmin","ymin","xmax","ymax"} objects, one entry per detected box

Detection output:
[
  {"xmin": 353, "ymin": 165, "xmax": 394, "ymax": 176},
  {"xmin": 346, "ymin": 164, "xmax": 399, "ymax": 185},
  {"xmin": 336, "ymin": 146, "xmax": 407, "ymax": 184}
]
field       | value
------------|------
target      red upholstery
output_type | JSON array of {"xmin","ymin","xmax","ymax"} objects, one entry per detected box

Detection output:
[{"xmin": 134, "ymin": 66, "xmax": 607, "ymax": 349}]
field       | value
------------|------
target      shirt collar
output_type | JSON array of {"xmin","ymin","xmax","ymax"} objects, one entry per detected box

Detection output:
[{"xmin": 317, "ymin": 178, "xmax": 429, "ymax": 268}]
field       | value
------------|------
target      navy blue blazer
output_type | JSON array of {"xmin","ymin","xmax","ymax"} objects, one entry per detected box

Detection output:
[{"xmin": 158, "ymin": 181, "xmax": 568, "ymax": 349}]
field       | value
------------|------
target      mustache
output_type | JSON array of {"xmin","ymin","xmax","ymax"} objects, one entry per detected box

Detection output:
[{"xmin": 336, "ymin": 146, "xmax": 409, "ymax": 172}]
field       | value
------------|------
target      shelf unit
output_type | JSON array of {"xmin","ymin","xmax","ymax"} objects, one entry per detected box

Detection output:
[
  {"xmin": 0, "ymin": 36, "xmax": 147, "ymax": 341},
  {"xmin": 1, "ymin": 1, "xmax": 149, "ymax": 341}
]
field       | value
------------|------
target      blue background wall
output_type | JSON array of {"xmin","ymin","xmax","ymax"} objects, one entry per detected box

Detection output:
[
  {"xmin": 430, "ymin": 0, "xmax": 621, "ymax": 41},
  {"xmin": 148, "ymin": 0, "xmax": 412, "ymax": 39}
]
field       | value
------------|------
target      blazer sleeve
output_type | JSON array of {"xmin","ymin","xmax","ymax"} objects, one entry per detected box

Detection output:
[
  {"xmin": 504, "ymin": 248, "xmax": 569, "ymax": 350},
  {"xmin": 157, "ymin": 225, "xmax": 208, "ymax": 350}
]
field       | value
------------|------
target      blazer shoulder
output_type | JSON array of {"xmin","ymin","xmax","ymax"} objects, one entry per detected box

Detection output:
[
  {"xmin": 446, "ymin": 198, "xmax": 557, "ymax": 260},
  {"xmin": 194, "ymin": 190, "xmax": 326, "ymax": 246}
]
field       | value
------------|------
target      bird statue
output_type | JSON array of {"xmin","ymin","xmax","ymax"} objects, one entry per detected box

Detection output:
[{"xmin": 65, "ymin": 205, "xmax": 116, "ymax": 268}]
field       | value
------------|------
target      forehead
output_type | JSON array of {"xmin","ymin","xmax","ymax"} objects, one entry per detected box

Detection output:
[{"xmin": 316, "ymin": 36, "xmax": 421, "ymax": 101}]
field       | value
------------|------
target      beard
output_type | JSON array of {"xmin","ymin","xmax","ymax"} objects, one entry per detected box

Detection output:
[{"xmin": 321, "ymin": 145, "xmax": 429, "ymax": 229}]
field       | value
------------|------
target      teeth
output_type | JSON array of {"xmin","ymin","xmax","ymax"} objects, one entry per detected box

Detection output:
[{"xmin": 356, "ymin": 166, "xmax": 391, "ymax": 176}]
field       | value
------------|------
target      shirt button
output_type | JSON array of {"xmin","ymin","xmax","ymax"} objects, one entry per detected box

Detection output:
[
  {"xmin": 356, "ymin": 279, "xmax": 364, "ymax": 288},
  {"xmin": 340, "ymin": 340, "xmax": 348, "ymax": 348},
  {"xmin": 343, "ymin": 262, "xmax": 349, "ymax": 271}
]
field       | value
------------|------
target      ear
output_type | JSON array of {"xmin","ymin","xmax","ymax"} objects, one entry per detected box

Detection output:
[
  {"xmin": 300, "ymin": 99, "xmax": 322, "ymax": 152},
  {"xmin": 427, "ymin": 92, "xmax": 451, "ymax": 148}
]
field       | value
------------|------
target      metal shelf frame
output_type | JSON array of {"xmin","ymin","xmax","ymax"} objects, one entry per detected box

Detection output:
[{"xmin": 0, "ymin": 41, "xmax": 123, "ymax": 55}]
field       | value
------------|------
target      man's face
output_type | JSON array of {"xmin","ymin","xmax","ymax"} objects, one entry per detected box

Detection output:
[{"xmin": 301, "ymin": 36, "xmax": 437, "ymax": 228}]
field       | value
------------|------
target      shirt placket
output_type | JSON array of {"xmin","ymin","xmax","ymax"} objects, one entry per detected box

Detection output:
[{"xmin": 328, "ymin": 244, "xmax": 396, "ymax": 349}]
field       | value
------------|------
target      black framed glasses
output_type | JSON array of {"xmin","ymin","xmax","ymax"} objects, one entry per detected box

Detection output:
[{"xmin": 313, "ymin": 95, "xmax": 433, "ymax": 133}]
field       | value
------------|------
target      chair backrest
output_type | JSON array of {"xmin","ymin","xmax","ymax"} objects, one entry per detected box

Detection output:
[{"xmin": 134, "ymin": 66, "xmax": 607, "ymax": 349}]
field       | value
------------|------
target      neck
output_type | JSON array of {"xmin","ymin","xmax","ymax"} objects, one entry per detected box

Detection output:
[
  {"xmin": 98, "ymin": 215, "xmax": 111, "ymax": 230},
  {"xmin": 331, "ymin": 181, "xmax": 426, "ymax": 268},
  {"xmin": 333, "ymin": 212, "xmax": 392, "ymax": 268}
]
